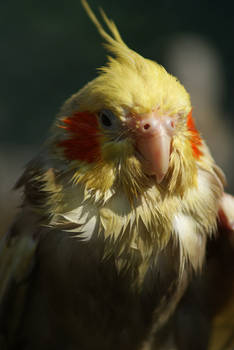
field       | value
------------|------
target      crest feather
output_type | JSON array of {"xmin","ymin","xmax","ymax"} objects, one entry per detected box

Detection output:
[{"xmin": 81, "ymin": 0, "xmax": 132, "ymax": 60}]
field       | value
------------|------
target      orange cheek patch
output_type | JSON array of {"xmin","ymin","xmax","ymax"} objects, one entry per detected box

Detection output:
[
  {"xmin": 58, "ymin": 112, "xmax": 101, "ymax": 163},
  {"xmin": 187, "ymin": 110, "xmax": 203, "ymax": 159}
]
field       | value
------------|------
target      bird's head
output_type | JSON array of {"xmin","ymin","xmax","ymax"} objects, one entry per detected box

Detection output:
[{"xmin": 52, "ymin": 1, "xmax": 206, "ymax": 201}]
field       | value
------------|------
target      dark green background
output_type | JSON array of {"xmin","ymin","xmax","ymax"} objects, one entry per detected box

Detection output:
[{"xmin": 1, "ymin": 0, "xmax": 233, "ymax": 146}]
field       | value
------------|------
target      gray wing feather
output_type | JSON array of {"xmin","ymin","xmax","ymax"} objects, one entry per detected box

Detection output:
[{"xmin": 0, "ymin": 211, "xmax": 39, "ymax": 347}]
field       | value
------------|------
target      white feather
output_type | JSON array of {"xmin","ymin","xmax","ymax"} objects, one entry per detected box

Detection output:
[{"xmin": 173, "ymin": 213, "xmax": 206, "ymax": 271}]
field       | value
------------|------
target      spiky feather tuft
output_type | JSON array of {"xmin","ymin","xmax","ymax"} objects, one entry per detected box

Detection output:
[{"xmin": 81, "ymin": 0, "xmax": 130, "ymax": 58}]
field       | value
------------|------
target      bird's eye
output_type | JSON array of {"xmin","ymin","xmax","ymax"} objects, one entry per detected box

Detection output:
[
  {"xmin": 98, "ymin": 109, "xmax": 117, "ymax": 130},
  {"xmin": 100, "ymin": 113, "xmax": 112, "ymax": 127}
]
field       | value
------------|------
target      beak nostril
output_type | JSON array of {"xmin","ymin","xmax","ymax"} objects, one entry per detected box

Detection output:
[{"xmin": 143, "ymin": 123, "xmax": 151, "ymax": 130}]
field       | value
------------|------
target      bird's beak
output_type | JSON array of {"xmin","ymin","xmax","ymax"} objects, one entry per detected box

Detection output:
[{"xmin": 128, "ymin": 111, "xmax": 176, "ymax": 183}]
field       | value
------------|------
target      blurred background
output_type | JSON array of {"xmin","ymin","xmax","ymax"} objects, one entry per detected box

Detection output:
[{"xmin": 0, "ymin": 0, "xmax": 233, "ymax": 348}]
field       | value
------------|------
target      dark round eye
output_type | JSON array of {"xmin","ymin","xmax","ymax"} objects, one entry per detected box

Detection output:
[
  {"xmin": 100, "ymin": 112, "xmax": 112, "ymax": 127},
  {"xmin": 98, "ymin": 109, "xmax": 116, "ymax": 129}
]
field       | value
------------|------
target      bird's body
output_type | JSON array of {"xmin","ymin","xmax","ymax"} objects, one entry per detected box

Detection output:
[
  {"xmin": 8, "ymin": 156, "xmax": 220, "ymax": 350},
  {"xmin": 0, "ymin": 1, "xmax": 231, "ymax": 349}
]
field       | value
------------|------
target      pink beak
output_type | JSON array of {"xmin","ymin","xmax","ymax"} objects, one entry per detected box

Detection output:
[{"xmin": 128, "ymin": 111, "xmax": 176, "ymax": 183}]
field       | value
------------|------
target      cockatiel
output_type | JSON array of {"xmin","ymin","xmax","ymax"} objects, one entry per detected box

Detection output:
[{"xmin": 0, "ymin": 1, "xmax": 233, "ymax": 349}]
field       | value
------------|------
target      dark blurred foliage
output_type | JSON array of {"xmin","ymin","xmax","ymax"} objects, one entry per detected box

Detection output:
[{"xmin": 0, "ymin": 0, "xmax": 234, "ymax": 145}]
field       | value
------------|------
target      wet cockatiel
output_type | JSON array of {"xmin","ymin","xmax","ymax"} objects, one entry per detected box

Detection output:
[{"xmin": 0, "ymin": 1, "xmax": 233, "ymax": 349}]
